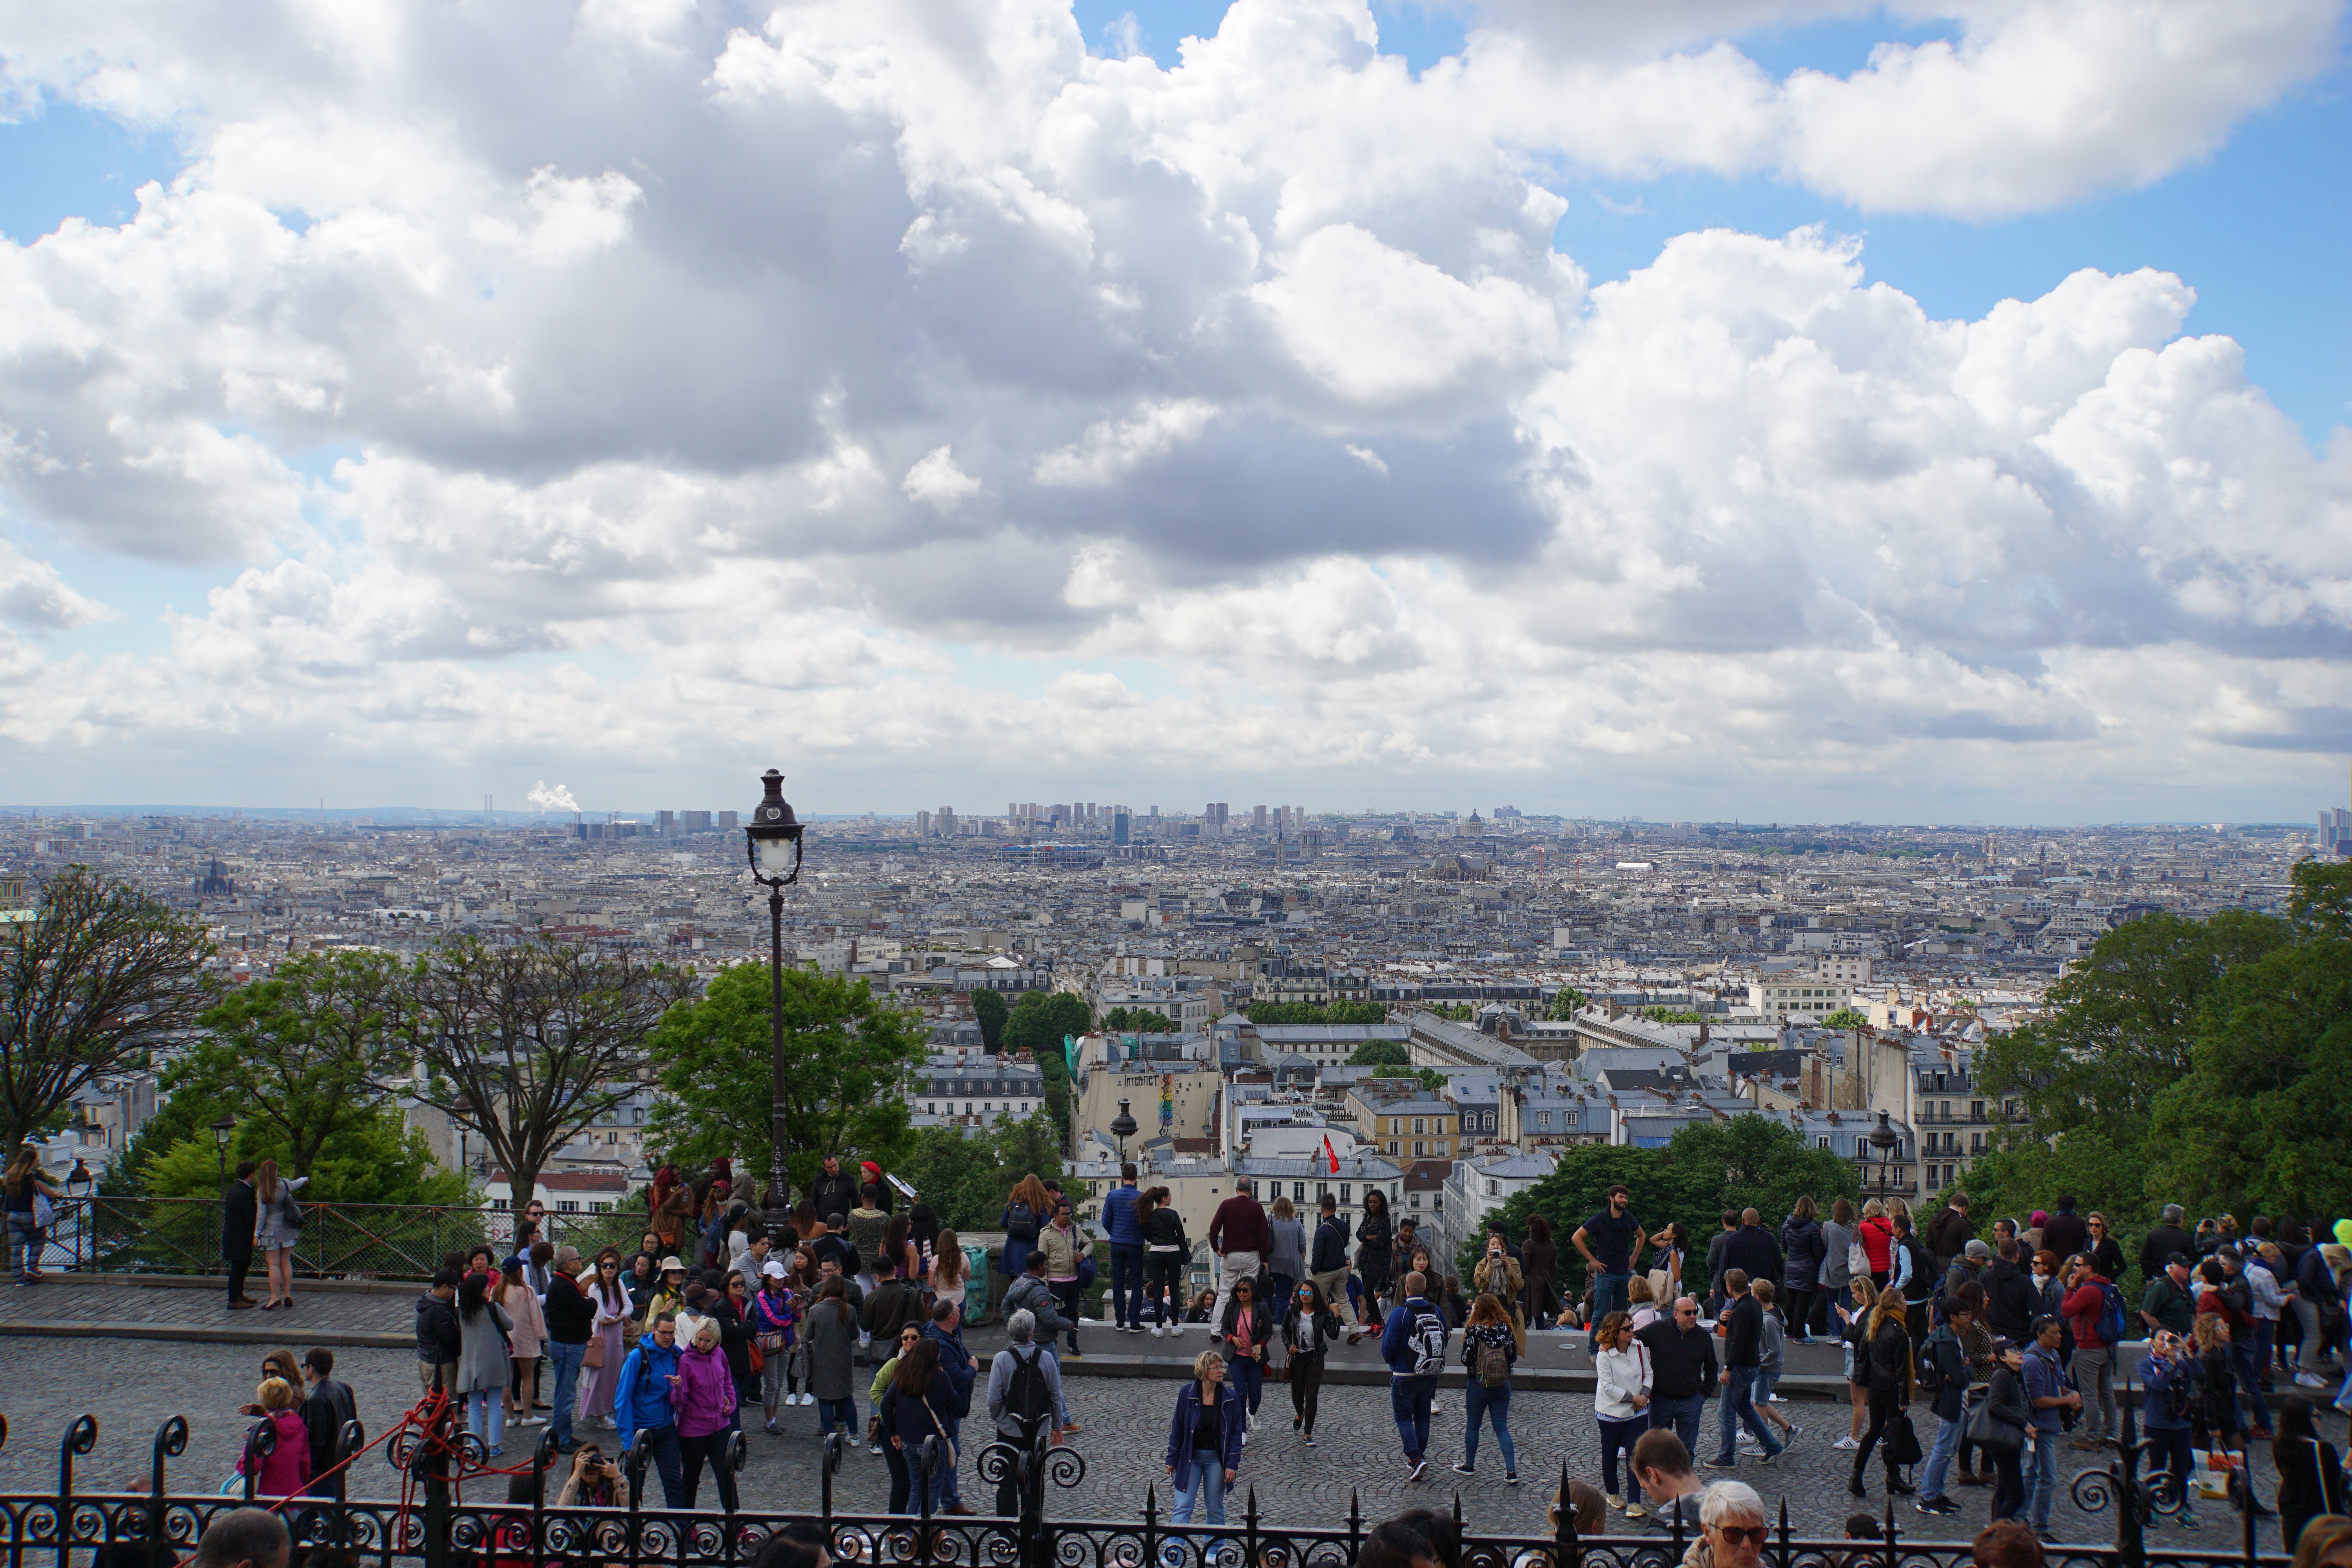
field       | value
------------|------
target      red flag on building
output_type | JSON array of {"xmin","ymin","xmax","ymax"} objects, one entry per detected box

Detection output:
[{"xmin": 1322, "ymin": 1134, "xmax": 1341, "ymax": 1173}]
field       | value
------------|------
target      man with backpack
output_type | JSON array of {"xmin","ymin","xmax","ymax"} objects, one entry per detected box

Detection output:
[
  {"xmin": 1379, "ymin": 1269, "xmax": 1448, "ymax": 1482},
  {"xmin": 1309, "ymin": 1194, "xmax": 1352, "ymax": 1308},
  {"xmin": 1913, "ymin": 1290, "xmax": 1980, "ymax": 1516},
  {"xmin": 985, "ymin": 1308, "xmax": 1065, "ymax": 1517},
  {"xmin": 2059, "ymin": 1254, "xmax": 2124, "ymax": 1450}
]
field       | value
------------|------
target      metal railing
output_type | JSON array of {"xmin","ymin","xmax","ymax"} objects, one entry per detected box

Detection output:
[
  {"xmin": 31, "ymin": 1196, "xmax": 650, "ymax": 1280},
  {"xmin": 0, "ymin": 1387, "xmax": 2292, "ymax": 1568}
]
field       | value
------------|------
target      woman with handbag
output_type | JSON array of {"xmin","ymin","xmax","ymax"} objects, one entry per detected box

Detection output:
[
  {"xmin": 1217, "ymin": 1275, "xmax": 1272, "ymax": 1435},
  {"xmin": 1834, "ymin": 1276, "xmax": 1878, "ymax": 1452},
  {"xmin": 457, "ymin": 1270, "xmax": 516, "ymax": 1458},
  {"xmin": 999, "ymin": 1174, "xmax": 1049, "ymax": 1281},
  {"xmin": 2, "ymin": 1150, "xmax": 62, "ymax": 1287},
  {"xmin": 1355, "ymin": 1191, "xmax": 1394, "ymax": 1314},
  {"xmin": 877, "ymin": 1336, "xmax": 959, "ymax": 1517},
  {"xmin": 754, "ymin": 1260, "xmax": 803, "ymax": 1428},
  {"xmin": 254, "ymin": 1159, "xmax": 308, "ymax": 1311},
  {"xmin": 577, "ymin": 1249, "xmax": 630, "ymax": 1428},
  {"xmin": 1981, "ymin": 1337, "xmax": 2033, "ymax": 1522},
  {"xmin": 1591, "ymin": 1309, "xmax": 1649, "ymax": 1515},
  {"xmin": 492, "ymin": 1260, "xmax": 548, "ymax": 1427}
]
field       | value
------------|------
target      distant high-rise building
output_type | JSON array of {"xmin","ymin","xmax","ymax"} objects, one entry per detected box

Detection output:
[
  {"xmin": 1252, "ymin": 805, "xmax": 1268, "ymax": 832},
  {"xmin": 717, "ymin": 811, "xmax": 739, "ymax": 831},
  {"xmin": 681, "ymin": 810, "xmax": 712, "ymax": 832},
  {"xmin": 657, "ymin": 809, "xmax": 677, "ymax": 837},
  {"xmin": 1112, "ymin": 809, "xmax": 1131, "ymax": 846},
  {"xmin": 938, "ymin": 806, "xmax": 957, "ymax": 837},
  {"xmin": 916, "ymin": 810, "xmax": 933, "ymax": 837}
]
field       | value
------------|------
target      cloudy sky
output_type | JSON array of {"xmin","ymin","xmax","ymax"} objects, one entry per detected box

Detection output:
[{"xmin": 0, "ymin": 0, "xmax": 2347, "ymax": 823}]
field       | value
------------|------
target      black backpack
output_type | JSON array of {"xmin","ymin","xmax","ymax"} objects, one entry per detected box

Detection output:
[
  {"xmin": 1002, "ymin": 1345, "xmax": 1055, "ymax": 1432},
  {"xmin": 1007, "ymin": 1203, "xmax": 1038, "ymax": 1242}
]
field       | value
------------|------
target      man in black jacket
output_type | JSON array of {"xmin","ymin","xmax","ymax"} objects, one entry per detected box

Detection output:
[
  {"xmin": 1719, "ymin": 1209, "xmax": 1782, "ymax": 1291},
  {"xmin": 1635, "ymin": 1295, "xmax": 1718, "ymax": 1461},
  {"xmin": 806, "ymin": 1156, "xmax": 857, "ymax": 1234},
  {"xmin": 414, "ymin": 1269, "xmax": 461, "ymax": 1393},
  {"xmin": 1923, "ymin": 1195, "xmax": 1974, "ymax": 1277},
  {"xmin": 1708, "ymin": 1270, "xmax": 1783, "ymax": 1467},
  {"xmin": 541, "ymin": 1251, "xmax": 596, "ymax": 1452},
  {"xmin": 298, "ymin": 1348, "xmax": 361, "ymax": 1497},
  {"xmin": 2140, "ymin": 1205, "xmax": 2196, "ymax": 1283},
  {"xmin": 221, "ymin": 1162, "xmax": 259, "ymax": 1308},
  {"xmin": 1913, "ymin": 1297, "xmax": 1978, "ymax": 1515},
  {"xmin": 1981, "ymin": 1240, "xmax": 2038, "ymax": 1341}
]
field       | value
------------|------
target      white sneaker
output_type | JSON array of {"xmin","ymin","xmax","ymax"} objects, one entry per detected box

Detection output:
[
  {"xmin": 1833, "ymin": 1436, "xmax": 1860, "ymax": 1451},
  {"xmin": 2296, "ymin": 1372, "xmax": 2328, "ymax": 1389},
  {"xmin": 1150, "ymin": 1325, "xmax": 1164, "ymax": 1338},
  {"xmin": 1169, "ymin": 1324, "xmax": 1183, "ymax": 1337}
]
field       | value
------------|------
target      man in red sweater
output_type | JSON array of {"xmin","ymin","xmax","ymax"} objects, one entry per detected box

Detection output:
[
  {"xmin": 1207, "ymin": 1178, "xmax": 1270, "ymax": 1332},
  {"xmin": 2060, "ymin": 1255, "xmax": 2119, "ymax": 1450}
]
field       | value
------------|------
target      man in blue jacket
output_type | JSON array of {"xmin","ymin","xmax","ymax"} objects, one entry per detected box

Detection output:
[
  {"xmin": 2138, "ymin": 1329, "xmax": 2203, "ymax": 1528},
  {"xmin": 613, "ymin": 1313, "xmax": 684, "ymax": 1509},
  {"xmin": 922, "ymin": 1299, "xmax": 980, "ymax": 1515},
  {"xmin": 1380, "ymin": 1270, "xmax": 1448, "ymax": 1481},
  {"xmin": 1103, "ymin": 1163, "xmax": 1146, "ymax": 1333}
]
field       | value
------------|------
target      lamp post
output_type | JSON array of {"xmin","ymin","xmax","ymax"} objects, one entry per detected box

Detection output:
[
  {"xmin": 1111, "ymin": 1097, "xmax": 1137, "ymax": 1162},
  {"xmin": 1865, "ymin": 1109, "xmax": 1904, "ymax": 1202},
  {"xmin": 745, "ymin": 769, "xmax": 807, "ymax": 1247},
  {"xmin": 211, "ymin": 1114, "xmax": 237, "ymax": 1185}
]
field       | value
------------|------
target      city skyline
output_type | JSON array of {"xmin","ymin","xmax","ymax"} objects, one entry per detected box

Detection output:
[{"xmin": 0, "ymin": 1, "xmax": 2346, "ymax": 819}]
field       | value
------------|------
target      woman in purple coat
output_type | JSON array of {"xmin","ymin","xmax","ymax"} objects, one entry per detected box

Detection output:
[{"xmin": 671, "ymin": 1319, "xmax": 739, "ymax": 1511}]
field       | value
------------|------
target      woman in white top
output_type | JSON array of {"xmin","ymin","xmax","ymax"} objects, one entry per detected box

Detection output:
[
  {"xmin": 1592, "ymin": 1309, "xmax": 1653, "ymax": 1518},
  {"xmin": 928, "ymin": 1227, "xmax": 968, "ymax": 1315}
]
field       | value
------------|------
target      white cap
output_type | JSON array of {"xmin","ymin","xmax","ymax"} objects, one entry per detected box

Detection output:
[{"xmin": 761, "ymin": 1259, "xmax": 789, "ymax": 1278}]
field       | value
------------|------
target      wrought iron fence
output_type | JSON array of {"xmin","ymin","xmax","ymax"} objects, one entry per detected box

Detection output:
[
  {"xmin": 0, "ymin": 1391, "xmax": 2293, "ymax": 1568},
  {"xmin": 33, "ymin": 1196, "xmax": 648, "ymax": 1280}
]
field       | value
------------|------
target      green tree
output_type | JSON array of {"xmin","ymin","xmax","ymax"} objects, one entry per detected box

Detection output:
[
  {"xmin": 1975, "ymin": 909, "xmax": 2286, "ymax": 1138},
  {"xmin": 971, "ymin": 988, "xmax": 1007, "ymax": 1054},
  {"xmin": 2141, "ymin": 937, "xmax": 2352, "ymax": 1221},
  {"xmin": 1429, "ymin": 1003, "xmax": 1476, "ymax": 1022},
  {"xmin": 142, "ymin": 1103, "xmax": 470, "ymax": 1205},
  {"xmin": 403, "ymin": 937, "xmax": 690, "ymax": 1204},
  {"xmin": 1642, "ymin": 1007, "xmax": 1706, "ymax": 1025},
  {"xmin": 1547, "ymin": 989, "xmax": 1586, "ymax": 1021},
  {"xmin": 174, "ymin": 951, "xmax": 408, "ymax": 1179},
  {"xmin": 1245, "ymin": 1002, "xmax": 1387, "ymax": 1025},
  {"xmin": 1948, "ymin": 1128, "xmax": 2154, "ymax": 1285},
  {"xmin": 1003, "ymin": 990, "xmax": 1089, "ymax": 1139},
  {"xmin": 1819, "ymin": 1008, "xmax": 1869, "ymax": 1030},
  {"xmin": 645, "ymin": 962, "xmax": 929, "ymax": 1193},
  {"xmin": 892, "ymin": 1110, "xmax": 1067, "ymax": 1230},
  {"xmin": 2287, "ymin": 857, "xmax": 2352, "ymax": 942},
  {"xmin": 1348, "ymin": 1040, "xmax": 1410, "ymax": 1069},
  {"xmin": 1, "ymin": 868, "xmax": 212, "ymax": 1151},
  {"xmin": 1103, "ymin": 1007, "xmax": 1174, "ymax": 1033}
]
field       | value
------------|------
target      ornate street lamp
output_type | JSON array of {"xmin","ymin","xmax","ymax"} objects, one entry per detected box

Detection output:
[
  {"xmin": 1865, "ymin": 1109, "xmax": 1904, "ymax": 1200},
  {"xmin": 211, "ymin": 1113, "xmax": 237, "ymax": 1185},
  {"xmin": 745, "ymin": 769, "xmax": 807, "ymax": 1246},
  {"xmin": 1111, "ymin": 1097, "xmax": 1138, "ymax": 1161}
]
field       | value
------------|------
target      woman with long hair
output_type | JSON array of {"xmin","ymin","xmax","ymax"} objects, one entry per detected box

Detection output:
[
  {"xmin": 1279, "ymin": 1278, "xmax": 1339, "ymax": 1444},
  {"xmin": 2276, "ymin": 1398, "xmax": 2349, "ymax": 1549},
  {"xmin": 906, "ymin": 1201, "xmax": 942, "ymax": 1280},
  {"xmin": 1455, "ymin": 1292, "xmax": 1520, "ymax": 1483},
  {"xmin": 1163, "ymin": 1350, "xmax": 1244, "ymax": 1539},
  {"xmin": 253, "ymin": 1158, "xmax": 307, "ymax": 1311},
  {"xmin": 1000, "ymin": 1173, "xmax": 1051, "ymax": 1280},
  {"xmin": 1849, "ymin": 1287, "xmax": 1916, "ymax": 1498},
  {"xmin": 1783, "ymin": 1195, "xmax": 1824, "ymax": 1344},
  {"xmin": 1592, "ymin": 1309, "xmax": 1650, "ymax": 1515},
  {"xmin": 578, "ymin": 1248, "xmax": 630, "ymax": 1427},
  {"xmin": 491, "ymin": 1259, "xmax": 547, "ymax": 1426},
  {"xmin": 1821, "ymin": 1198, "xmax": 1859, "ymax": 1339},
  {"xmin": 651, "ymin": 1170, "xmax": 693, "ymax": 1256},
  {"xmin": 1835, "ymin": 1275, "xmax": 1880, "ymax": 1451},
  {"xmin": 803, "ymin": 1274, "xmax": 862, "ymax": 1441},
  {"xmin": 878, "ymin": 1337, "xmax": 957, "ymax": 1517},
  {"xmin": 882, "ymin": 1212, "xmax": 920, "ymax": 1287},
  {"xmin": 3, "ymin": 1149, "xmax": 62, "ymax": 1287},
  {"xmin": 457, "ymin": 1269, "xmax": 515, "ymax": 1457},
  {"xmin": 928, "ymin": 1229, "xmax": 968, "ymax": 1317},
  {"xmin": 1142, "ymin": 1187, "xmax": 1192, "ymax": 1336},
  {"xmin": 754, "ymin": 1258, "xmax": 804, "ymax": 1428},
  {"xmin": 1218, "ymin": 1274, "xmax": 1272, "ymax": 1433}
]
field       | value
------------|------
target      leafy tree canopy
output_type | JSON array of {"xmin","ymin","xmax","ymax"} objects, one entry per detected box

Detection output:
[
  {"xmin": 1642, "ymin": 1007, "xmax": 1706, "ymax": 1025},
  {"xmin": 1819, "ymin": 1008, "xmax": 1869, "ymax": 1030},
  {"xmin": 1102, "ymin": 1006, "xmax": 1175, "ymax": 1033},
  {"xmin": 1246, "ymin": 1001, "xmax": 1387, "ymax": 1025},
  {"xmin": 646, "ymin": 962, "xmax": 928, "ymax": 1192},
  {"xmin": 1547, "ymin": 989, "xmax": 1586, "ymax": 1021},
  {"xmin": 142, "ymin": 1103, "xmax": 469, "ymax": 1207},
  {"xmin": 971, "ymin": 988, "xmax": 1007, "ymax": 1054},
  {"xmin": 892, "ymin": 1110, "xmax": 1067, "ymax": 1231},
  {"xmin": 1347, "ymin": 1041, "xmax": 1411, "ymax": 1069}
]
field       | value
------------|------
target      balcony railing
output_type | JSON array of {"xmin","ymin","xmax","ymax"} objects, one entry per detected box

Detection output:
[{"xmin": 29, "ymin": 1195, "xmax": 650, "ymax": 1280}]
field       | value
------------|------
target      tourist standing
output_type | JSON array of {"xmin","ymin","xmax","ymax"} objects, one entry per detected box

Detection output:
[
  {"xmin": 493, "ymin": 1261, "xmax": 547, "ymax": 1428},
  {"xmin": 541, "ymin": 1249, "xmax": 595, "ymax": 1451},
  {"xmin": 1984, "ymin": 1338, "xmax": 2032, "ymax": 1524},
  {"xmin": 1279, "ymin": 1280, "xmax": 1339, "ymax": 1445},
  {"xmin": 998, "ymin": 1174, "xmax": 1048, "ymax": 1281},
  {"xmin": 1925, "ymin": 1194, "xmax": 1975, "ymax": 1281},
  {"xmin": 2023, "ymin": 1315, "xmax": 2082, "ymax": 1537},
  {"xmin": 253, "ymin": 1160, "xmax": 306, "ymax": 1312},
  {"xmin": 1820, "ymin": 1199, "xmax": 1859, "ymax": 1341},
  {"xmin": 2061, "ymin": 1253, "xmax": 2121, "ymax": 1451},
  {"xmin": 1849, "ymin": 1287, "xmax": 1915, "ymax": 1498},
  {"xmin": 1207, "ymin": 1178, "xmax": 1269, "ymax": 1333},
  {"xmin": 1040, "ymin": 1199, "xmax": 1087, "ymax": 1358},
  {"xmin": 1265, "ymin": 1196, "xmax": 1307, "ymax": 1318},
  {"xmin": 673, "ymin": 1319, "xmax": 740, "ymax": 1511},
  {"xmin": 2273, "ymin": 1398, "xmax": 2347, "ymax": 1548},
  {"xmin": 1356, "ymin": 1190, "xmax": 1395, "ymax": 1313},
  {"xmin": 1635, "ymin": 1294, "xmax": 1716, "ymax": 1464},
  {"xmin": 237, "ymin": 1379, "xmax": 312, "ymax": 1497},
  {"xmin": 3, "ymin": 1149, "xmax": 62, "ymax": 1290},
  {"xmin": 614, "ymin": 1313, "xmax": 686, "ymax": 1510},
  {"xmin": 1835, "ymin": 1276, "xmax": 1878, "ymax": 1451},
  {"xmin": 1784, "ymin": 1198, "xmax": 1825, "ymax": 1344},
  {"xmin": 1142, "ymin": 1188, "xmax": 1191, "ymax": 1336},
  {"xmin": 1455, "ymin": 1292, "xmax": 1520, "ymax": 1482},
  {"xmin": 1308, "ymin": 1194, "xmax": 1352, "ymax": 1316},
  {"xmin": 928, "ymin": 1228, "xmax": 969, "ymax": 1321},
  {"xmin": 1573, "ymin": 1185, "xmax": 1646, "ymax": 1353},
  {"xmin": 1163, "ymin": 1350, "xmax": 1245, "ymax": 1539},
  {"xmin": 1594, "ymin": 1309, "xmax": 1652, "ymax": 1515},
  {"xmin": 985, "ymin": 1310, "xmax": 1063, "ymax": 1514},
  {"xmin": 1857, "ymin": 1200, "xmax": 1896, "ymax": 1290},
  {"xmin": 1523, "ymin": 1216, "xmax": 1561, "ymax": 1327},
  {"xmin": 296, "ymin": 1349, "xmax": 359, "ymax": 1497},
  {"xmin": 803, "ymin": 1276, "xmax": 862, "ymax": 1443},
  {"xmin": 753, "ymin": 1260, "xmax": 802, "ymax": 1428},
  {"xmin": 1473, "ymin": 1229, "xmax": 1527, "ymax": 1353},
  {"xmin": 579, "ymin": 1250, "xmax": 630, "ymax": 1428},
  {"xmin": 2139, "ymin": 1328, "xmax": 2203, "ymax": 1529},
  {"xmin": 218, "ymin": 1160, "xmax": 259, "ymax": 1308},
  {"xmin": 1914, "ymin": 1291, "xmax": 1979, "ymax": 1517},
  {"xmin": 1104, "ymin": 1163, "xmax": 1146, "ymax": 1334},
  {"xmin": 456, "ymin": 1271, "xmax": 515, "ymax": 1458}
]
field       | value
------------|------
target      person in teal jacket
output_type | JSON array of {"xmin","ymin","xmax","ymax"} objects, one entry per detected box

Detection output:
[{"xmin": 614, "ymin": 1314, "xmax": 685, "ymax": 1509}]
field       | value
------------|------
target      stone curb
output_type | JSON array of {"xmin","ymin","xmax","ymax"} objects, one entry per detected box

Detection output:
[{"xmin": 0, "ymin": 1319, "xmax": 411, "ymax": 1349}]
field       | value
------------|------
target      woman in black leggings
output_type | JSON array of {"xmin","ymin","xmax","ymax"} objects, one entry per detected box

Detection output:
[
  {"xmin": 1849, "ymin": 1294, "xmax": 1916, "ymax": 1497},
  {"xmin": 1141, "ymin": 1187, "xmax": 1191, "ymax": 1333}
]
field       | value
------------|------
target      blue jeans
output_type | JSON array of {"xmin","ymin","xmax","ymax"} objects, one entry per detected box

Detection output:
[
  {"xmin": 2230, "ymin": 1339, "xmax": 2267, "ymax": 1430},
  {"xmin": 633, "ymin": 1424, "xmax": 685, "ymax": 1509},
  {"xmin": 1167, "ymin": 1459, "xmax": 1228, "ymax": 1565},
  {"xmin": 935, "ymin": 1416, "xmax": 963, "ymax": 1506},
  {"xmin": 2027, "ymin": 1428, "xmax": 2060, "ymax": 1530},
  {"xmin": 1715, "ymin": 1367, "xmax": 1781, "ymax": 1463},
  {"xmin": 1920, "ymin": 1410, "xmax": 1965, "ymax": 1501},
  {"xmin": 546, "ymin": 1340, "xmax": 586, "ymax": 1446},
  {"xmin": 1599, "ymin": 1414, "xmax": 1646, "ymax": 1503},
  {"xmin": 1649, "ymin": 1392, "xmax": 1705, "ymax": 1468},
  {"xmin": 466, "ymin": 1389, "xmax": 506, "ymax": 1455},
  {"xmin": 1590, "ymin": 1272, "xmax": 1630, "ymax": 1348},
  {"xmin": 817, "ymin": 1396, "xmax": 858, "ymax": 1437},
  {"xmin": 1391, "ymin": 1376, "xmax": 1434, "ymax": 1462},
  {"xmin": 1230, "ymin": 1355, "xmax": 1263, "ymax": 1418},
  {"xmin": 5, "ymin": 1214, "xmax": 37, "ymax": 1281},
  {"xmin": 907, "ymin": 1436, "xmax": 948, "ymax": 1516},
  {"xmin": 1463, "ymin": 1382, "xmax": 1515, "ymax": 1472},
  {"xmin": 1111, "ymin": 1245, "xmax": 1146, "ymax": 1328}
]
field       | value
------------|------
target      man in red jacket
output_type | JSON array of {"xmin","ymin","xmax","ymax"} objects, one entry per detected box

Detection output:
[{"xmin": 1207, "ymin": 1178, "xmax": 1270, "ymax": 1332}]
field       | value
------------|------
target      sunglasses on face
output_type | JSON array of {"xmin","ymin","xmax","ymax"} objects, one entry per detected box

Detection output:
[{"xmin": 1713, "ymin": 1527, "xmax": 1769, "ymax": 1547}]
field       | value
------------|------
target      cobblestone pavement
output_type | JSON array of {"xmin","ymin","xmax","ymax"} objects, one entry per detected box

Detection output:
[
  {"xmin": 0, "ymin": 1339, "xmax": 2311, "ymax": 1552},
  {"xmin": 0, "ymin": 1280, "xmax": 413, "ymax": 1335}
]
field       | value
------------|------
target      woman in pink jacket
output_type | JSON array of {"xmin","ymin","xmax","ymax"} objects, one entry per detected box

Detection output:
[
  {"xmin": 672, "ymin": 1319, "xmax": 739, "ymax": 1512},
  {"xmin": 238, "ymin": 1378, "xmax": 313, "ymax": 1497}
]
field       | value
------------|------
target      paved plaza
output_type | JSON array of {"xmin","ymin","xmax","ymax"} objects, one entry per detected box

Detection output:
[{"xmin": 0, "ymin": 1335, "xmax": 2299, "ymax": 1550}]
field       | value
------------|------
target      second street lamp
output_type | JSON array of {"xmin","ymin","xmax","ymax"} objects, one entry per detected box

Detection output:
[{"xmin": 745, "ymin": 769, "xmax": 807, "ymax": 1248}]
